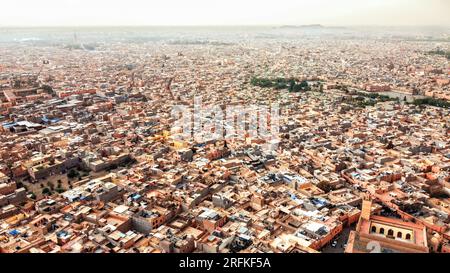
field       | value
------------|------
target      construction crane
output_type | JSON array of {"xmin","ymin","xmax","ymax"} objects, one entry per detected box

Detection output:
[
  {"xmin": 34, "ymin": 59, "xmax": 49, "ymax": 86},
  {"xmin": 126, "ymin": 63, "xmax": 142, "ymax": 93},
  {"xmin": 165, "ymin": 77, "xmax": 175, "ymax": 100},
  {"xmin": 127, "ymin": 71, "xmax": 136, "ymax": 92},
  {"xmin": 125, "ymin": 56, "xmax": 179, "ymax": 100}
]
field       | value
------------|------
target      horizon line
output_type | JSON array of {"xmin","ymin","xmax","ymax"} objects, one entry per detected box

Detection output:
[{"xmin": 1, "ymin": 24, "xmax": 450, "ymax": 29}]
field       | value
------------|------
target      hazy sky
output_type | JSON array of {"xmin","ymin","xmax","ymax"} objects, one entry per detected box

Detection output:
[{"xmin": 1, "ymin": 0, "xmax": 449, "ymax": 27}]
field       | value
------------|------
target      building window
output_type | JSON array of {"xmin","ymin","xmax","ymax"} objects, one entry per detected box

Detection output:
[
  {"xmin": 405, "ymin": 234, "xmax": 411, "ymax": 240},
  {"xmin": 388, "ymin": 229, "xmax": 394, "ymax": 236},
  {"xmin": 397, "ymin": 232, "xmax": 402, "ymax": 238},
  {"xmin": 371, "ymin": 226, "xmax": 377, "ymax": 233},
  {"xmin": 379, "ymin": 228, "xmax": 385, "ymax": 234}
]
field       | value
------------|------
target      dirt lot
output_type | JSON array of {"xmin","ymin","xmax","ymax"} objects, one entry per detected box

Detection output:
[{"xmin": 22, "ymin": 169, "xmax": 108, "ymax": 199}]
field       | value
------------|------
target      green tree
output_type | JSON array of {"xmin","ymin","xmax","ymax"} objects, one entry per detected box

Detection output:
[
  {"xmin": 288, "ymin": 79, "xmax": 296, "ymax": 92},
  {"xmin": 67, "ymin": 169, "xmax": 79, "ymax": 179}
]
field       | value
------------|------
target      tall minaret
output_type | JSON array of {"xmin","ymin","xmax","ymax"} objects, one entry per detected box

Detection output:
[
  {"xmin": 357, "ymin": 194, "xmax": 373, "ymax": 231},
  {"xmin": 361, "ymin": 196, "xmax": 372, "ymax": 221}
]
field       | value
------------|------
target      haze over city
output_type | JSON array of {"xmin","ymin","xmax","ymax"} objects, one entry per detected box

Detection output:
[
  {"xmin": 0, "ymin": 0, "xmax": 449, "ymax": 263},
  {"xmin": 1, "ymin": 0, "xmax": 450, "ymax": 27}
]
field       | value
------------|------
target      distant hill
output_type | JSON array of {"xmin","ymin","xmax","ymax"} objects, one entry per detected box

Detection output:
[
  {"xmin": 279, "ymin": 24, "xmax": 324, "ymax": 29},
  {"xmin": 278, "ymin": 24, "xmax": 348, "ymax": 30}
]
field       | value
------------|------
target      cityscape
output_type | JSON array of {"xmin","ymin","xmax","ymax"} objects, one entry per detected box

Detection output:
[{"xmin": 0, "ymin": 1, "xmax": 449, "ymax": 257}]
